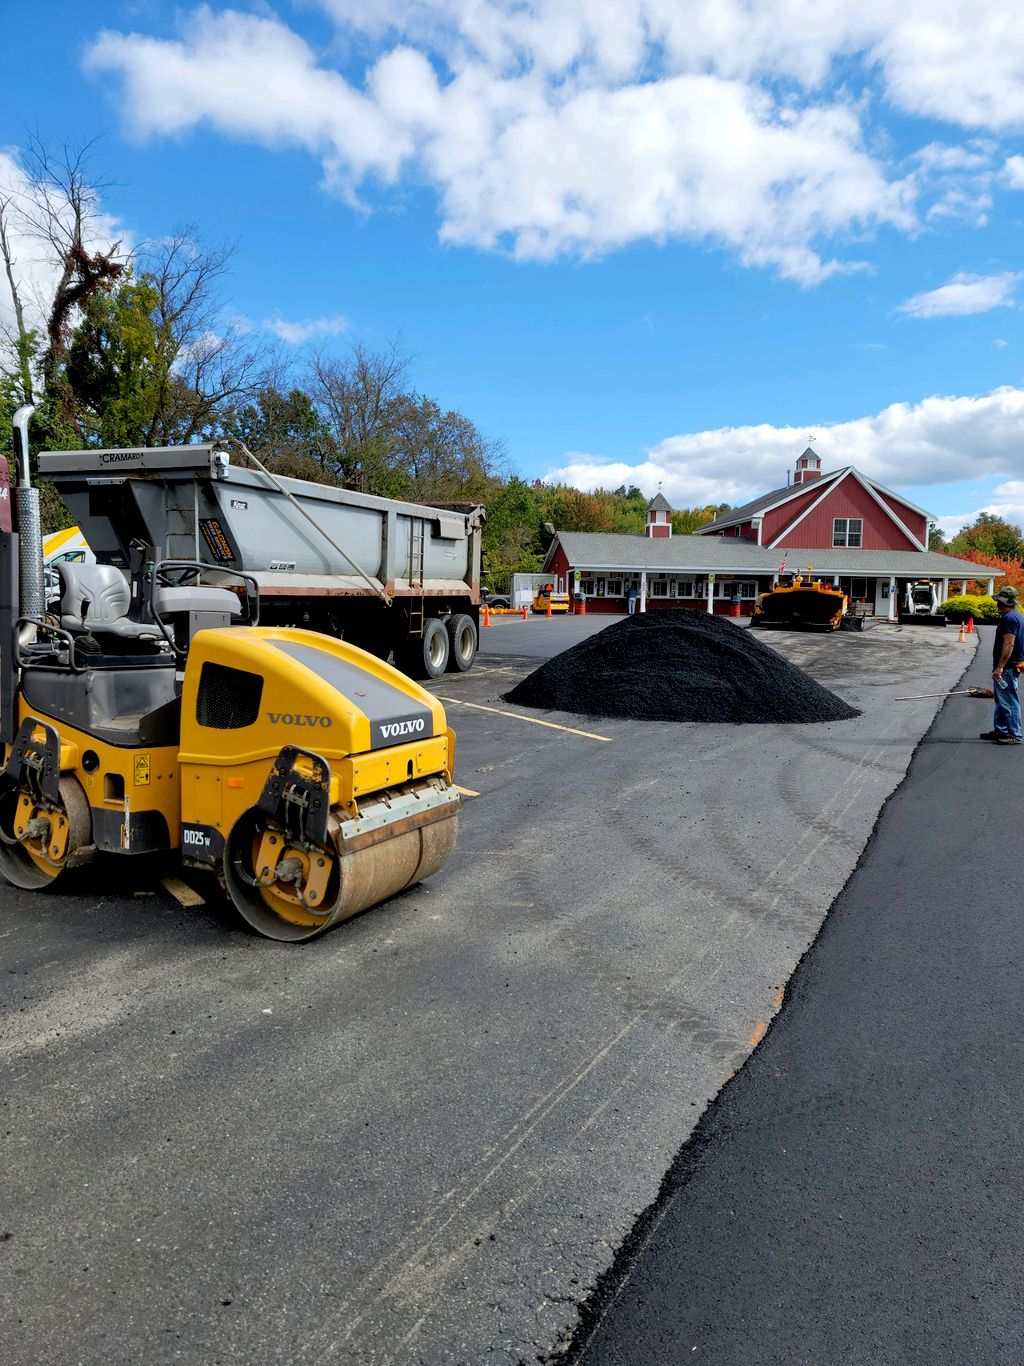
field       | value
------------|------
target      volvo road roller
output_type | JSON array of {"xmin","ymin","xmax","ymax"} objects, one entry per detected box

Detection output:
[{"xmin": 0, "ymin": 408, "xmax": 461, "ymax": 941}]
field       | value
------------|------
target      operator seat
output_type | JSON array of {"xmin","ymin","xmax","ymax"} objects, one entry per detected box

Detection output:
[{"xmin": 57, "ymin": 563, "xmax": 161, "ymax": 641}]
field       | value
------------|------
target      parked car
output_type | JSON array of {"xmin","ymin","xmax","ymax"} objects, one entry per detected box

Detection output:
[{"xmin": 482, "ymin": 588, "xmax": 511, "ymax": 609}]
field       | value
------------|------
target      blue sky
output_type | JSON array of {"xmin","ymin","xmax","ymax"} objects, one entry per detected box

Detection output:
[{"xmin": 3, "ymin": 1, "xmax": 1024, "ymax": 535}]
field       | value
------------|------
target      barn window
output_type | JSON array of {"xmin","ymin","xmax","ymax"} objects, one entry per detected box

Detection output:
[{"xmin": 833, "ymin": 517, "xmax": 863, "ymax": 547}]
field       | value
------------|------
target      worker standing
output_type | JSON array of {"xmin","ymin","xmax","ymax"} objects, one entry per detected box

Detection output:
[
  {"xmin": 981, "ymin": 586, "xmax": 1024, "ymax": 744},
  {"xmin": 626, "ymin": 583, "xmax": 638, "ymax": 616}
]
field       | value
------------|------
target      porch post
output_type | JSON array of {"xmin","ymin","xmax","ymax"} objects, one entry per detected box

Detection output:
[
  {"xmin": 706, "ymin": 578, "xmax": 714, "ymax": 614},
  {"xmin": 941, "ymin": 577, "xmax": 949, "ymax": 604},
  {"xmin": 889, "ymin": 576, "xmax": 897, "ymax": 620},
  {"xmin": 640, "ymin": 569, "xmax": 647, "ymax": 613},
  {"xmin": 987, "ymin": 577, "xmax": 995, "ymax": 596}
]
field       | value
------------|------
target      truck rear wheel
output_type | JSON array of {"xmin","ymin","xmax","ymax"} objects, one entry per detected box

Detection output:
[
  {"xmin": 397, "ymin": 617, "xmax": 450, "ymax": 679},
  {"xmin": 445, "ymin": 614, "xmax": 478, "ymax": 672}
]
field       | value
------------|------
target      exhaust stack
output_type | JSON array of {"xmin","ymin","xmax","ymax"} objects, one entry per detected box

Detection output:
[{"xmin": 12, "ymin": 405, "xmax": 43, "ymax": 620}]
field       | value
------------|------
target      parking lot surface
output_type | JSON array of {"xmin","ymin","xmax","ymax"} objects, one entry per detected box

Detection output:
[{"xmin": 0, "ymin": 615, "xmax": 973, "ymax": 1364}]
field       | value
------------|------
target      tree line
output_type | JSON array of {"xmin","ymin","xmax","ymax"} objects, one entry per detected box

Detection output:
[
  {"xmin": 932, "ymin": 512, "xmax": 1024, "ymax": 598},
  {"xmin": 0, "ymin": 141, "xmax": 726, "ymax": 586}
]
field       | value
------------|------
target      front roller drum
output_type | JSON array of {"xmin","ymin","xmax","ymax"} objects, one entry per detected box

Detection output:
[
  {"xmin": 0, "ymin": 775, "xmax": 92, "ymax": 890},
  {"xmin": 223, "ymin": 784, "xmax": 461, "ymax": 943}
]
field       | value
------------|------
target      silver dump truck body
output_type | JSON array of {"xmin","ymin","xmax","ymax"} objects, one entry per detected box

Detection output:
[{"xmin": 38, "ymin": 445, "xmax": 486, "ymax": 676}]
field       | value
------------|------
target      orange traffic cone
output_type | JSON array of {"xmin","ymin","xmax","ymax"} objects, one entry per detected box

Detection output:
[
  {"xmin": 957, "ymin": 621, "xmax": 965, "ymax": 643},
  {"xmin": 521, "ymin": 606, "xmax": 528, "ymax": 620},
  {"xmin": 482, "ymin": 605, "xmax": 491, "ymax": 628},
  {"xmin": 967, "ymin": 616, "xmax": 974, "ymax": 633},
  {"xmin": 546, "ymin": 601, "xmax": 552, "ymax": 618}
]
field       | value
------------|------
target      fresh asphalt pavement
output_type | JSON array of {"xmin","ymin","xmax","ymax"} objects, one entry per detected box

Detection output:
[
  {"xmin": 0, "ymin": 614, "xmax": 975, "ymax": 1364},
  {"xmin": 570, "ymin": 625, "xmax": 1021, "ymax": 1366}
]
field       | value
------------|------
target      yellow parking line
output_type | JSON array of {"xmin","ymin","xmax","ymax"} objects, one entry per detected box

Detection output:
[
  {"xmin": 437, "ymin": 696, "xmax": 612, "ymax": 742},
  {"xmin": 455, "ymin": 784, "xmax": 481, "ymax": 797}
]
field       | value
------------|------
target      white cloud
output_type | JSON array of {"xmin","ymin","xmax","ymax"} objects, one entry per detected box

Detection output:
[
  {"xmin": 543, "ymin": 386, "xmax": 1024, "ymax": 509},
  {"xmin": 912, "ymin": 141, "xmax": 995, "ymax": 174},
  {"xmin": 994, "ymin": 337, "xmax": 1009, "ymax": 347},
  {"xmin": 263, "ymin": 313, "xmax": 348, "ymax": 344},
  {"xmin": 897, "ymin": 271, "xmax": 1022, "ymax": 318},
  {"xmin": 82, "ymin": 3, "xmax": 1024, "ymax": 282},
  {"xmin": 84, "ymin": 6, "xmax": 916, "ymax": 285},
  {"xmin": 935, "ymin": 482, "xmax": 1024, "ymax": 540},
  {"xmin": 1006, "ymin": 155, "xmax": 1024, "ymax": 188}
]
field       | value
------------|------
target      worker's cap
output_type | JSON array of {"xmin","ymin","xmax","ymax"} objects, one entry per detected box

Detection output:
[{"xmin": 996, "ymin": 586, "xmax": 1019, "ymax": 606}]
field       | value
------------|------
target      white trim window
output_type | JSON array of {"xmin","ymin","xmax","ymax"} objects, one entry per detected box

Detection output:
[
  {"xmin": 649, "ymin": 577, "xmax": 669, "ymax": 597},
  {"xmin": 606, "ymin": 578, "xmax": 623, "ymax": 597},
  {"xmin": 833, "ymin": 517, "xmax": 863, "ymax": 548}
]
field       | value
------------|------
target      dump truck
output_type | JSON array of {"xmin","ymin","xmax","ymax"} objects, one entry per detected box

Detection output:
[
  {"xmin": 750, "ymin": 576, "xmax": 849, "ymax": 631},
  {"xmin": 38, "ymin": 441, "xmax": 485, "ymax": 679},
  {"xmin": 0, "ymin": 409, "xmax": 461, "ymax": 941}
]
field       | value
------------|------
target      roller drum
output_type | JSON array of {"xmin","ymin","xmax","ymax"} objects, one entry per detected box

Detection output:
[{"xmin": 223, "ymin": 783, "xmax": 460, "ymax": 943}]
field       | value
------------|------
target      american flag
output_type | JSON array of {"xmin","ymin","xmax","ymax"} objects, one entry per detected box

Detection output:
[{"xmin": 779, "ymin": 556, "xmax": 787, "ymax": 574}]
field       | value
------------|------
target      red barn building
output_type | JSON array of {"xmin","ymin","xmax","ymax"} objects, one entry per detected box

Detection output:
[
  {"xmin": 543, "ymin": 449, "xmax": 995, "ymax": 616},
  {"xmin": 698, "ymin": 449, "xmax": 929, "ymax": 553}
]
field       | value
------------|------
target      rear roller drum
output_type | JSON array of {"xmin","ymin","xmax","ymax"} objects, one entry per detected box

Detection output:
[{"xmin": 0, "ymin": 775, "xmax": 92, "ymax": 890}]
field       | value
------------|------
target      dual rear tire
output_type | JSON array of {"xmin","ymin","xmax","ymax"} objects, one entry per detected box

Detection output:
[{"xmin": 396, "ymin": 614, "xmax": 478, "ymax": 679}]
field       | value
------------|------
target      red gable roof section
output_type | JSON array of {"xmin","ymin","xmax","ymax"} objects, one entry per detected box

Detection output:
[
  {"xmin": 768, "ymin": 471, "xmax": 923, "ymax": 552},
  {"xmin": 760, "ymin": 485, "xmax": 825, "ymax": 545},
  {"xmin": 875, "ymin": 489, "xmax": 928, "ymax": 547}
]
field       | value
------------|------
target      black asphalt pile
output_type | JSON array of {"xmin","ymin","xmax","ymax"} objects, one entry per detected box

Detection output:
[{"xmin": 504, "ymin": 611, "xmax": 860, "ymax": 724}]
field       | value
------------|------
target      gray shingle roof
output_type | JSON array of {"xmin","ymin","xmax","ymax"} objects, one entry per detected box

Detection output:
[
  {"xmin": 546, "ymin": 531, "xmax": 996, "ymax": 580},
  {"xmin": 697, "ymin": 466, "xmax": 935, "ymax": 535},
  {"xmin": 647, "ymin": 492, "xmax": 673, "ymax": 512},
  {"xmin": 697, "ymin": 469, "xmax": 848, "ymax": 532}
]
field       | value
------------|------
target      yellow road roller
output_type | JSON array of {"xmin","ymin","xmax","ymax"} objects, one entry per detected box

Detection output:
[
  {"xmin": 531, "ymin": 583, "xmax": 571, "ymax": 614},
  {"xmin": 0, "ymin": 409, "xmax": 460, "ymax": 941}
]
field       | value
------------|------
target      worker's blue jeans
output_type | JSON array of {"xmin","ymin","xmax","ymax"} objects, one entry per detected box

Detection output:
[{"xmin": 993, "ymin": 671, "xmax": 1022, "ymax": 738}]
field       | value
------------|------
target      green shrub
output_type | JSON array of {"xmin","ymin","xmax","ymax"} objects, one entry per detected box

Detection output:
[{"xmin": 940, "ymin": 593, "xmax": 998, "ymax": 622}]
